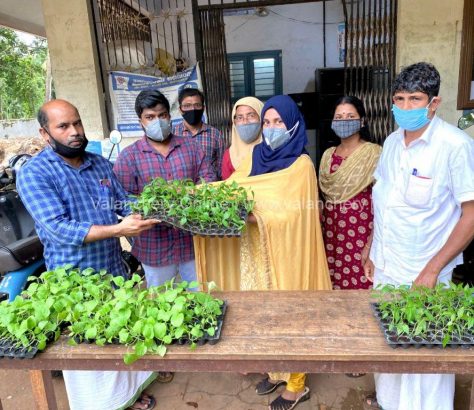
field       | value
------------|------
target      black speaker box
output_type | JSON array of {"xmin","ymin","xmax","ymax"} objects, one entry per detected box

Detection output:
[
  {"xmin": 288, "ymin": 92, "xmax": 318, "ymax": 130},
  {"xmin": 315, "ymin": 68, "xmax": 345, "ymax": 95}
]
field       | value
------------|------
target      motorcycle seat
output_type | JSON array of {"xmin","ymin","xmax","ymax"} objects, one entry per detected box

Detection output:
[{"xmin": 0, "ymin": 235, "xmax": 44, "ymax": 273}]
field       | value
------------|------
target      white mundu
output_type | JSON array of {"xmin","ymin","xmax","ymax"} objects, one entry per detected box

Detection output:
[{"xmin": 64, "ymin": 370, "xmax": 155, "ymax": 410}]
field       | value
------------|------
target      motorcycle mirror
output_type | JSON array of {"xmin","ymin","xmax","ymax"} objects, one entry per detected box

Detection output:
[
  {"xmin": 10, "ymin": 153, "xmax": 32, "ymax": 167},
  {"xmin": 458, "ymin": 112, "xmax": 474, "ymax": 130},
  {"xmin": 9, "ymin": 154, "xmax": 32, "ymax": 181},
  {"xmin": 109, "ymin": 130, "xmax": 122, "ymax": 145}
]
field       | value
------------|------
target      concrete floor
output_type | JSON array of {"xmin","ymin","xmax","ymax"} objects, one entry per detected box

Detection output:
[{"xmin": 0, "ymin": 370, "xmax": 471, "ymax": 409}]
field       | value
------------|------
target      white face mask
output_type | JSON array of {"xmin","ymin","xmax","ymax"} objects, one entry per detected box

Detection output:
[
  {"xmin": 144, "ymin": 119, "xmax": 171, "ymax": 142},
  {"xmin": 262, "ymin": 121, "xmax": 299, "ymax": 150}
]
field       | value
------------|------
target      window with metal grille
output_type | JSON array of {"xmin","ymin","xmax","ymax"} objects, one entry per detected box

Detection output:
[
  {"xmin": 228, "ymin": 50, "xmax": 282, "ymax": 103},
  {"xmin": 97, "ymin": 0, "xmax": 151, "ymax": 43}
]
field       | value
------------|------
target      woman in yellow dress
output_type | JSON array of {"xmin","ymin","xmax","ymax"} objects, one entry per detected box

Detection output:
[{"xmin": 194, "ymin": 95, "xmax": 330, "ymax": 410}]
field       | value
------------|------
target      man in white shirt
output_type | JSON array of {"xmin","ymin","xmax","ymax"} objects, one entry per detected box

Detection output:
[{"xmin": 364, "ymin": 62, "xmax": 474, "ymax": 410}]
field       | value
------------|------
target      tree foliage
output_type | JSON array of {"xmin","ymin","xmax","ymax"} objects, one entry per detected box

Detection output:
[{"xmin": 0, "ymin": 28, "xmax": 48, "ymax": 120}]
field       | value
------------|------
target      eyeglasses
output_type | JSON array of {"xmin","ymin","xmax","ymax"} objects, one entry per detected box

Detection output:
[
  {"xmin": 181, "ymin": 103, "xmax": 203, "ymax": 110},
  {"xmin": 234, "ymin": 112, "xmax": 259, "ymax": 123}
]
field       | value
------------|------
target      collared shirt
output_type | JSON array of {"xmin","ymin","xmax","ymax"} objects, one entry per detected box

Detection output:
[
  {"xmin": 172, "ymin": 121, "xmax": 225, "ymax": 180},
  {"xmin": 113, "ymin": 135, "xmax": 216, "ymax": 267},
  {"xmin": 17, "ymin": 148, "xmax": 130, "ymax": 276},
  {"xmin": 370, "ymin": 116, "xmax": 474, "ymax": 282}
]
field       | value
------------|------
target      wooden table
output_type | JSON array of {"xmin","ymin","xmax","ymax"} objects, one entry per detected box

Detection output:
[{"xmin": 0, "ymin": 290, "xmax": 472, "ymax": 409}]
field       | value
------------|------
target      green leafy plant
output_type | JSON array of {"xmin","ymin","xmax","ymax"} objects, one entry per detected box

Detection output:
[
  {"xmin": 0, "ymin": 267, "xmax": 225, "ymax": 363},
  {"xmin": 372, "ymin": 282, "xmax": 474, "ymax": 347},
  {"xmin": 0, "ymin": 28, "xmax": 49, "ymax": 120},
  {"xmin": 0, "ymin": 266, "xmax": 111, "ymax": 353},
  {"xmin": 67, "ymin": 274, "xmax": 224, "ymax": 365},
  {"xmin": 131, "ymin": 178, "xmax": 254, "ymax": 233}
]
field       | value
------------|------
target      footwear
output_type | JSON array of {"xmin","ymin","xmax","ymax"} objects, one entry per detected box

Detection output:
[
  {"xmin": 255, "ymin": 377, "xmax": 287, "ymax": 395},
  {"xmin": 51, "ymin": 370, "xmax": 63, "ymax": 378},
  {"xmin": 128, "ymin": 393, "xmax": 156, "ymax": 410},
  {"xmin": 345, "ymin": 372, "xmax": 366, "ymax": 378},
  {"xmin": 364, "ymin": 392, "xmax": 383, "ymax": 409},
  {"xmin": 156, "ymin": 371, "xmax": 174, "ymax": 383},
  {"xmin": 269, "ymin": 387, "xmax": 310, "ymax": 410}
]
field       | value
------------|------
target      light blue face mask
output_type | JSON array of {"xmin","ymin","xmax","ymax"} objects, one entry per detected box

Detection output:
[
  {"xmin": 392, "ymin": 99, "xmax": 433, "ymax": 131},
  {"xmin": 144, "ymin": 119, "xmax": 171, "ymax": 142},
  {"xmin": 236, "ymin": 122, "xmax": 261, "ymax": 144},
  {"xmin": 263, "ymin": 121, "xmax": 299, "ymax": 150}
]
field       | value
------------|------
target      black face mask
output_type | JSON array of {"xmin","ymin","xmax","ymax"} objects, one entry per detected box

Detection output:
[
  {"xmin": 182, "ymin": 109, "xmax": 204, "ymax": 126},
  {"xmin": 45, "ymin": 129, "xmax": 88, "ymax": 159}
]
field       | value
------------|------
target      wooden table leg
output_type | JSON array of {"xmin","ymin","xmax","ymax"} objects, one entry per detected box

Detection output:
[
  {"xmin": 470, "ymin": 375, "xmax": 474, "ymax": 410},
  {"xmin": 29, "ymin": 370, "xmax": 58, "ymax": 410}
]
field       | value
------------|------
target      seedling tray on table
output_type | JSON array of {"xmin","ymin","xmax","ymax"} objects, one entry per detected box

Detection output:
[
  {"xmin": 371, "ymin": 303, "xmax": 474, "ymax": 349},
  {"xmin": 0, "ymin": 339, "xmax": 39, "ymax": 359},
  {"xmin": 0, "ymin": 331, "xmax": 57, "ymax": 359},
  {"xmin": 176, "ymin": 301, "xmax": 227, "ymax": 346},
  {"xmin": 76, "ymin": 301, "xmax": 227, "ymax": 348}
]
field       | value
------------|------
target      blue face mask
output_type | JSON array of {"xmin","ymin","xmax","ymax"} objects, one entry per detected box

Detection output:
[
  {"xmin": 392, "ymin": 100, "xmax": 433, "ymax": 131},
  {"xmin": 331, "ymin": 119, "xmax": 362, "ymax": 139},
  {"xmin": 263, "ymin": 121, "xmax": 299, "ymax": 150},
  {"xmin": 236, "ymin": 122, "xmax": 261, "ymax": 144},
  {"xmin": 144, "ymin": 119, "xmax": 171, "ymax": 142}
]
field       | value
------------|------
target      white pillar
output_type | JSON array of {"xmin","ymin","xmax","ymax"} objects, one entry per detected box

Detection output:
[{"xmin": 41, "ymin": 0, "xmax": 108, "ymax": 139}]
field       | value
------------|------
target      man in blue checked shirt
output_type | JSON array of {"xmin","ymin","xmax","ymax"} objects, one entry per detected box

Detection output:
[{"xmin": 17, "ymin": 99, "xmax": 159, "ymax": 410}]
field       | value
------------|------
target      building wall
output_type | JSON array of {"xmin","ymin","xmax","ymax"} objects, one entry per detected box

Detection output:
[
  {"xmin": 0, "ymin": 119, "xmax": 38, "ymax": 139},
  {"xmin": 41, "ymin": 0, "xmax": 108, "ymax": 139},
  {"xmin": 224, "ymin": 3, "xmax": 345, "ymax": 94},
  {"xmin": 397, "ymin": 0, "xmax": 473, "ymax": 137},
  {"xmin": 37, "ymin": 0, "xmax": 473, "ymax": 139}
]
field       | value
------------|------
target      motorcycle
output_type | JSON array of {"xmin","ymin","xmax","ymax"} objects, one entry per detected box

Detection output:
[{"xmin": 0, "ymin": 154, "xmax": 45, "ymax": 302}]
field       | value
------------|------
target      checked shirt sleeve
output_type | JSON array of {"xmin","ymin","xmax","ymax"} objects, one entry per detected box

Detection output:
[
  {"xmin": 110, "ymin": 171, "xmax": 132, "ymax": 217},
  {"xmin": 213, "ymin": 128, "xmax": 225, "ymax": 180},
  {"xmin": 17, "ymin": 166, "xmax": 92, "ymax": 246},
  {"xmin": 194, "ymin": 143, "xmax": 217, "ymax": 183},
  {"xmin": 113, "ymin": 148, "xmax": 140, "ymax": 196}
]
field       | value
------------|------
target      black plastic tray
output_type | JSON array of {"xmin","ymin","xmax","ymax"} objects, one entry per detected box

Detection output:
[
  {"xmin": 146, "ymin": 209, "xmax": 249, "ymax": 237},
  {"xmin": 0, "ymin": 331, "xmax": 57, "ymax": 359},
  {"xmin": 175, "ymin": 301, "xmax": 227, "ymax": 346},
  {"xmin": 0, "ymin": 340, "xmax": 38, "ymax": 359},
  {"xmin": 371, "ymin": 303, "xmax": 474, "ymax": 349}
]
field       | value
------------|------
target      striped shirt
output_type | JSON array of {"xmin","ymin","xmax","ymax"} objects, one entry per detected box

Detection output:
[
  {"xmin": 172, "ymin": 121, "xmax": 225, "ymax": 180},
  {"xmin": 17, "ymin": 148, "xmax": 129, "ymax": 276},
  {"xmin": 113, "ymin": 135, "xmax": 216, "ymax": 267}
]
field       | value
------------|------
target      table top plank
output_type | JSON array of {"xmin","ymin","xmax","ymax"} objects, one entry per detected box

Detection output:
[{"xmin": 0, "ymin": 291, "xmax": 472, "ymax": 373}]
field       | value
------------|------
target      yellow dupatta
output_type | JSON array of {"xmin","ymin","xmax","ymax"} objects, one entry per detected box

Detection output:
[
  {"xmin": 318, "ymin": 142, "xmax": 382, "ymax": 204},
  {"xmin": 193, "ymin": 154, "xmax": 331, "ymax": 292}
]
